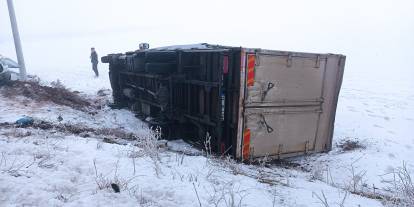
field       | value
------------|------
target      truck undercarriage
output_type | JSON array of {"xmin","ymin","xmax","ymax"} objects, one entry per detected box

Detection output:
[
  {"xmin": 102, "ymin": 43, "xmax": 345, "ymax": 160},
  {"xmin": 103, "ymin": 44, "xmax": 241, "ymax": 155}
]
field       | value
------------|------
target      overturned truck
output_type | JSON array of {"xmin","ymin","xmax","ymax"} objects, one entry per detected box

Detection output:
[{"xmin": 102, "ymin": 43, "xmax": 345, "ymax": 160}]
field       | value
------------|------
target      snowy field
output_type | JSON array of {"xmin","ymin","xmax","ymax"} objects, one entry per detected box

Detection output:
[
  {"xmin": 1, "ymin": 0, "xmax": 413, "ymax": 206},
  {"xmin": 0, "ymin": 79, "xmax": 386, "ymax": 207},
  {"xmin": 0, "ymin": 35, "xmax": 413, "ymax": 206}
]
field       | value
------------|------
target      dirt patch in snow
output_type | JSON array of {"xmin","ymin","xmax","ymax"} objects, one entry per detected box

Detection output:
[
  {"xmin": 0, "ymin": 119, "xmax": 137, "ymax": 141},
  {"xmin": 337, "ymin": 139, "xmax": 366, "ymax": 151},
  {"xmin": 0, "ymin": 80, "xmax": 93, "ymax": 112}
]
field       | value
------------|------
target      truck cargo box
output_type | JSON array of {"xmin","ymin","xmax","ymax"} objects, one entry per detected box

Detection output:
[{"xmin": 102, "ymin": 43, "xmax": 345, "ymax": 160}]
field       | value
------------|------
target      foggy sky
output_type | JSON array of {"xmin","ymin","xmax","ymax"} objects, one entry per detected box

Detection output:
[{"xmin": 1, "ymin": 0, "xmax": 413, "ymax": 83}]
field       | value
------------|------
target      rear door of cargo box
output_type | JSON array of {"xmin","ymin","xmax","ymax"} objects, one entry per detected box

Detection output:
[{"xmin": 237, "ymin": 50, "xmax": 345, "ymax": 160}]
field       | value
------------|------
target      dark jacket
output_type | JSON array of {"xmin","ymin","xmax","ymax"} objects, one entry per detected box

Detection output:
[{"xmin": 90, "ymin": 51, "xmax": 98, "ymax": 64}]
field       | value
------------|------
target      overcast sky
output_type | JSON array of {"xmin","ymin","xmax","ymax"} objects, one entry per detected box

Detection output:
[{"xmin": 1, "ymin": 0, "xmax": 413, "ymax": 82}]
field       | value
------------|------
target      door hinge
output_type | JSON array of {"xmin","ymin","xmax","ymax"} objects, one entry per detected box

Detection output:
[
  {"xmin": 287, "ymin": 54, "xmax": 292, "ymax": 67},
  {"xmin": 255, "ymin": 53, "xmax": 261, "ymax": 66},
  {"xmin": 277, "ymin": 144, "xmax": 283, "ymax": 159},
  {"xmin": 304, "ymin": 140, "xmax": 310, "ymax": 154},
  {"xmin": 315, "ymin": 55, "xmax": 321, "ymax": 68}
]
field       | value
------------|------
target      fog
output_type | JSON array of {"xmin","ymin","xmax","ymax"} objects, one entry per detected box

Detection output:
[{"xmin": 1, "ymin": 0, "xmax": 413, "ymax": 87}]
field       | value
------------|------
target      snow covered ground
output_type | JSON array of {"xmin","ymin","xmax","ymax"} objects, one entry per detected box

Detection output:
[
  {"xmin": 0, "ymin": 38, "xmax": 413, "ymax": 206},
  {"xmin": 0, "ymin": 4, "xmax": 413, "ymax": 203},
  {"xmin": 0, "ymin": 91, "xmax": 384, "ymax": 207}
]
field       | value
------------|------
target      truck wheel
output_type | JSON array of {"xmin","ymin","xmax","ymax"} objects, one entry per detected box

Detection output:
[
  {"xmin": 109, "ymin": 70, "xmax": 127, "ymax": 107},
  {"xmin": 0, "ymin": 72, "xmax": 11, "ymax": 86}
]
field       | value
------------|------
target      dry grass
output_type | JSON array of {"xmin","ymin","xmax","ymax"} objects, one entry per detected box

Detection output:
[
  {"xmin": 382, "ymin": 162, "xmax": 414, "ymax": 207},
  {"xmin": 337, "ymin": 139, "xmax": 366, "ymax": 151},
  {"xmin": 0, "ymin": 119, "xmax": 137, "ymax": 141},
  {"xmin": 93, "ymin": 159, "xmax": 134, "ymax": 193},
  {"xmin": 0, "ymin": 80, "xmax": 93, "ymax": 111},
  {"xmin": 312, "ymin": 191, "xmax": 348, "ymax": 207},
  {"xmin": 207, "ymin": 180, "xmax": 248, "ymax": 207}
]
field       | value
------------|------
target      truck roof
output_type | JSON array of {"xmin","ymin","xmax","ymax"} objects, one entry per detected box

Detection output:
[
  {"xmin": 147, "ymin": 43, "xmax": 343, "ymax": 57},
  {"xmin": 149, "ymin": 43, "xmax": 233, "ymax": 51}
]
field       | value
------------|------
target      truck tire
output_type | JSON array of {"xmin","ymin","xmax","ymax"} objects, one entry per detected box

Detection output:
[
  {"xmin": 145, "ymin": 63, "xmax": 176, "ymax": 74},
  {"xmin": 101, "ymin": 56, "xmax": 111, "ymax": 63},
  {"xmin": 109, "ymin": 66, "xmax": 127, "ymax": 107},
  {"xmin": 0, "ymin": 72, "xmax": 11, "ymax": 86}
]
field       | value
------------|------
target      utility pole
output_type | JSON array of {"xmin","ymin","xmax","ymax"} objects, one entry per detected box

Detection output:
[{"xmin": 7, "ymin": 0, "xmax": 27, "ymax": 80}]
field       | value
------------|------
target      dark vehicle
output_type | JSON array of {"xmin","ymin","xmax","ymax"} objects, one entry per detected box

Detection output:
[
  {"xmin": 102, "ymin": 43, "xmax": 345, "ymax": 160},
  {"xmin": 0, "ymin": 55, "xmax": 19, "ymax": 84}
]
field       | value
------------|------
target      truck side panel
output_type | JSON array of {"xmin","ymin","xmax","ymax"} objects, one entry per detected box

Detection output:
[{"xmin": 237, "ymin": 50, "xmax": 345, "ymax": 160}]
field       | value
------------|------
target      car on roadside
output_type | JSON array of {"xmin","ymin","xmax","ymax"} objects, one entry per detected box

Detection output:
[{"xmin": 0, "ymin": 55, "xmax": 19, "ymax": 84}]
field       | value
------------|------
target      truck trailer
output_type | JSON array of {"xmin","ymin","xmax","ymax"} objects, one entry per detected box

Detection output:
[{"xmin": 101, "ymin": 43, "xmax": 345, "ymax": 160}]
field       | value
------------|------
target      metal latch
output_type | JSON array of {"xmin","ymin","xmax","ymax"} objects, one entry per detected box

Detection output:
[
  {"xmin": 261, "ymin": 82, "xmax": 275, "ymax": 101},
  {"xmin": 260, "ymin": 114, "xmax": 274, "ymax": 133},
  {"xmin": 304, "ymin": 140, "xmax": 310, "ymax": 154}
]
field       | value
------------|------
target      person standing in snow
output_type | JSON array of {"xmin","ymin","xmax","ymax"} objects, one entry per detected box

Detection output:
[{"xmin": 90, "ymin": 47, "xmax": 99, "ymax": 77}]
